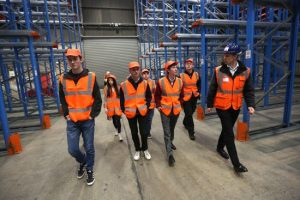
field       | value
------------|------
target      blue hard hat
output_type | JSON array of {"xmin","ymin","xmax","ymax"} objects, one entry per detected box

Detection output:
[{"xmin": 223, "ymin": 43, "xmax": 241, "ymax": 54}]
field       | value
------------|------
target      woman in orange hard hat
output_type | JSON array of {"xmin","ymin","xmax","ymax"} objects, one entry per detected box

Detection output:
[
  {"xmin": 142, "ymin": 68, "xmax": 156, "ymax": 139},
  {"xmin": 155, "ymin": 60, "xmax": 184, "ymax": 167},
  {"xmin": 180, "ymin": 58, "xmax": 201, "ymax": 141},
  {"xmin": 103, "ymin": 74, "xmax": 123, "ymax": 142}
]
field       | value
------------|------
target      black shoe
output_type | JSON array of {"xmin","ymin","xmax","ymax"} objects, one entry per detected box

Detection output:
[
  {"xmin": 189, "ymin": 133, "xmax": 195, "ymax": 140},
  {"xmin": 216, "ymin": 149, "xmax": 229, "ymax": 159},
  {"xmin": 168, "ymin": 155, "xmax": 175, "ymax": 167},
  {"xmin": 171, "ymin": 143, "xmax": 176, "ymax": 150},
  {"xmin": 183, "ymin": 122, "xmax": 188, "ymax": 129},
  {"xmin": 86, "ymin": 170, "xmax": 95, "ymax": 186},
  {"xmin": 148, "ymin": 134, "xmax": 152, "ymax": 139},
  {"xmin": 234, "ymin": 164, "xmax": 248, "ymax": 173},
  {"xmin": 77, "ymin": 162, "xmax": 86, "ymax": 179}
]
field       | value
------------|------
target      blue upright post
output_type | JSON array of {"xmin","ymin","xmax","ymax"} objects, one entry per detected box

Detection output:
[
  {"xmin": 6, "ymin": 0, "xmax": 28, "ymax": 116},
  {"xmin": 75, "ymin": 0, "xmax": 83, "ymax": 53},
  {"xmin": 263, "ymin": 8, "xmax": 273, "ymax": 106},
  {"xmin": 35, "ymin": 54, "xmax": 45, "ymax": 107},
  {"xmin": 162, "ymin": 0, "xmax": 168, "ymax": 62},
  {"xmin": 65, "ymin": 2, "xmax": 72, "ymax": 48},
  {"xmin": 283, "ymin": 0, "xmax": 299, "ymax": 126},
  {"xmin": 177, "ymin": 0, "xmax": 182, "ymax": 70},
  {"xmin": 44, "ymin": 0, "xmax": 60, "ymax": 112},
  {"xmin": 22, "ymin": 0, "xmax": 44, "ymax": 125},
  {"xmin": 0, "ymin": 55, "xmax": 12, "ymax": 111},
  {"xmin": 70, "ymin": 0, "xmax": 78, "ymax": 48},
  {"xmin": 243, "ymin": 0, "xmax": 255, "ymax": 123},
  {"xmin": 0, "ymin": 82, "xmax": 10, "ymax": 148},
  {"xmin": 57, "ymin": 0, "xmax": 68, "ymax": 71},
  {"xmin": 200, "ymin": 0, "xmax": 207, "ymax": 109}
]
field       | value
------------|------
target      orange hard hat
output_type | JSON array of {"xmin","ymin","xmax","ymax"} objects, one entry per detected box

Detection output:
[
  {"xmin": 142, "ymin": 68, "xmax": 149, "ymax": 73},
  {"xmin": 164, "ymin": 60, "xmax": 178, "ymax": 71},
  {"xmin": 185, "ymin": 58, "xmax": 193, "ymax": 63},
  {"xmin": 66, "ymin": 49, "xmax": 81, "ymax": 57},
  {"xmin": 128, "ymin": 61, "xmax": 140, "ymax": 69},
  {"xmin": 107, "ymin": 74, "xmax": 117, "ymax": 81}
]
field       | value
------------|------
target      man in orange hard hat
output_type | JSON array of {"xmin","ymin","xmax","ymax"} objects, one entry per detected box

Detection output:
[
  {"xmin": 120, "ymin": 61, "xmax": 152, "ymax": 161},
  {"xmin": 59, "ymin": 48, "xmax": 102, "ymax": 186},
  {"xmin": 155, "ymin": 60, "xmax": 183, "ymax": 167},
  {"xmin": 142, "ymin": 68, "xmax": 156, "ymax": 139},
  {"xmin": 180, "ymin": 58, "xmax": 201, "ymax": 140}
]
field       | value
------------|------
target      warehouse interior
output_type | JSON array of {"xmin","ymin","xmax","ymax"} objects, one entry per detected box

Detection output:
[{"xmin": 0, "ymin": 0, "xmax": 299, "ymax": 199}]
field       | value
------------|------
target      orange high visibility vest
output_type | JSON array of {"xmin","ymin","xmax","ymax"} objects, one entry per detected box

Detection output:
[
  {"xmin": 60, "ymin": 72, "xmax": 96, "ymax": 122},
  {"xmin": 104, "ymin": 86, "xmax": 122, "ymax": 117},
  {"xmin": 148, "ymin": 79, "xmax": 156, "ymax": 109},
  {"xmin": 214, "ymin": 66, "xmax": 250, "ymax": 110},
  {"xmin": 159, "ymin": 77, "xmax": 183, "ymax": 116},
  {"xmin": 121, "ymin": 80, "xmax": 148, "ymax": 119},
  {"xmin": 180, "ymin": 72, "xmax": 200, "ymax": 101}
]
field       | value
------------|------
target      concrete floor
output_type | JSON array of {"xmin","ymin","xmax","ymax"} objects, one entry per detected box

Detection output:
[{"xmin": 0, "ymin": 105, "xmax": 299, "ymax": 200}]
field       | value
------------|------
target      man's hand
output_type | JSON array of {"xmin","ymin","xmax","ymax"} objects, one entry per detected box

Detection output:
[
  {"xmin": 88, "ymin": 116, "xmax": 93, "ymax": 120},
  {"xmin": 207, "ymin": 108, "xmax": 213, "ymax": 112},
  {"xmin": 66, "ymin": 115, "xmax": 71, "ymax": 120},
  {"xmin": 248, "ymin": 107, "xmax": 255, "ymax": 115},
  {"xmin": 157, "ymin": 107, "xmax": 162, "ymax": 111}
]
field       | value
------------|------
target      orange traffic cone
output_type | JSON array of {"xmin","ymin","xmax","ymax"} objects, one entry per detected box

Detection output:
[
  {"xmin": 7, "ymin": 133, "xmax": 23, "ymax": 155},
  {"xmin": 236, "ymin": 120, "xmax": 249, "ymax": 141},
  {"xmin": 196, "ymin": 105, "xmax": 205, "ymax": 120},
  {"xmin": 42, "ymin": 115, "xmax": 51, "ymax": 129}
]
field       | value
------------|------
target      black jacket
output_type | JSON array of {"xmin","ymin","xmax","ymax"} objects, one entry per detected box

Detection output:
[
  {"xmin": 59, "ymin": 68, "xmax": 102, "ymax": 119},
  {"xmin": 206, "ymin": 60, "xmax": 255, "ymax": 109},
  {"xmin": 120, "ymin": 76, "xmax": 152, "ymax": 114}
]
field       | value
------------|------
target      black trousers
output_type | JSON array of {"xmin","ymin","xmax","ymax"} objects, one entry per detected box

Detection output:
[
  {"xmin": 183, "ymin": 96, "xmax": 197, "ymax": 134},
  {"xmin": 216, "ymin": 108, "xmax": 240, "ymax": 167},
  {"xmin": 112, "ymin": 115, "xmax": 121, "ymax": 133},
  {"xmin": 127, "ymin": 114, "xmax": 148, "ymax": 151}
]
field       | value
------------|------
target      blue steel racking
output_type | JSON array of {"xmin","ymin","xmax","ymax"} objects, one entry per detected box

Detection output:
[
  {"xmin": 136, "ymin": 0, "xmax": 300, "ymax": 133},
  {"xmin": 0, "ymin": 0, "xmax": 82, "ymax": 150}
]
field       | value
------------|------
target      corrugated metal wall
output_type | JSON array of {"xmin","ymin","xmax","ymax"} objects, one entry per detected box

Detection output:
[{"xmin": 83, "ymin": 38, "xmax": 138, "ymax": 88}]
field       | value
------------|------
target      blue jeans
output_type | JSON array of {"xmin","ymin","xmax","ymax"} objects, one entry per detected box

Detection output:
[
  {"xmin": 146, "ymin": 109, "xmax": 154, "ymax": 136},
  {"xmin": 66, "ymin": 119, "xmax": 95, "ymax": 171}
]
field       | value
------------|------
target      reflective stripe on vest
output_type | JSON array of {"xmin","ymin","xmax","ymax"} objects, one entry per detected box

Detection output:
[
  {"xmin": 214, "ymin": 67, "xmax": 250, "ymax": 110},
  {"xmin": 122, "ymin": 80, "xmax": 148, "ymax": 119},
  {"xmin": 62, "ymin": 72, "xmax": 93, "ymax": 96},
  {"xmin": 159, "ymin": 77, "xmax": 182, "ymax": 116},
  {"xmin": 60, "ymin": 72, "xmax": 95, "ymax": 122},
  {"xmin": 181, "ymin": 72, "xmax": 200, "ymax": 101}
]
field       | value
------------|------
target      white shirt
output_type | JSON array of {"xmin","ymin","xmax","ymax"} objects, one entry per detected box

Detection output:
[{"xmin": 227, "ymin": 62, "xmax": 239, "ymax": 76}]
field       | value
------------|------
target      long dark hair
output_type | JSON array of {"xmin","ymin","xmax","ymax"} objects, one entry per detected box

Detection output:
[{"xmin": 106, "ymin": 77, "xmax": 119, "ymax": 98}]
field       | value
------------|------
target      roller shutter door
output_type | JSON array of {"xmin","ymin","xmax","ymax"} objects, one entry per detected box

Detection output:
[{"xmin": 83, "ymin": 38, "xmax": 138, "ymax": 88}]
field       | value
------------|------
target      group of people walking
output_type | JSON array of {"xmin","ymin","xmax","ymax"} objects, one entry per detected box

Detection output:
[{"xmin": 59, "ymin": 43, "xmax": 255, "ymax": 186}]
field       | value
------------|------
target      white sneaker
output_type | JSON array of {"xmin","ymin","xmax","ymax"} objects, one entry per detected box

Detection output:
[
  {"xmin": 133, "ymin": 151, "xmax": 140, "ymax": 161},
  {"xmin": 114, "ymin": 130, "xmax": 118, "ymax": 136},
  {"xmin": 118, "ymin": 133, "xmax": 123, "ymax": 142},
  {"xmin": 144, "ymin": 150, "xmax": 151, "ymax": 160}
]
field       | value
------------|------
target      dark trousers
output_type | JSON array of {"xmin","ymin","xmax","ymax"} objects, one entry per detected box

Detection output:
[
  {"xmin": 127, "ymin": 114, "xmax": 148, "ymax": 151},
  {"xmin": 160, "ymin": 112, "xmax": 179, "ymax": 157},
  {"xmin": 216, "ymin": 108, "xmax": 240, "ymax": 167},
  {"xmin": 183, "ymin": 96, "xmax": 197, "ymax": 134},
  {"xmin": 112, "ymin": 115, "xmax": 121, "ymax": 133},
  {"xmin": 146, "ymin": 109, "xmax": 154, "ymax": 136}
]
